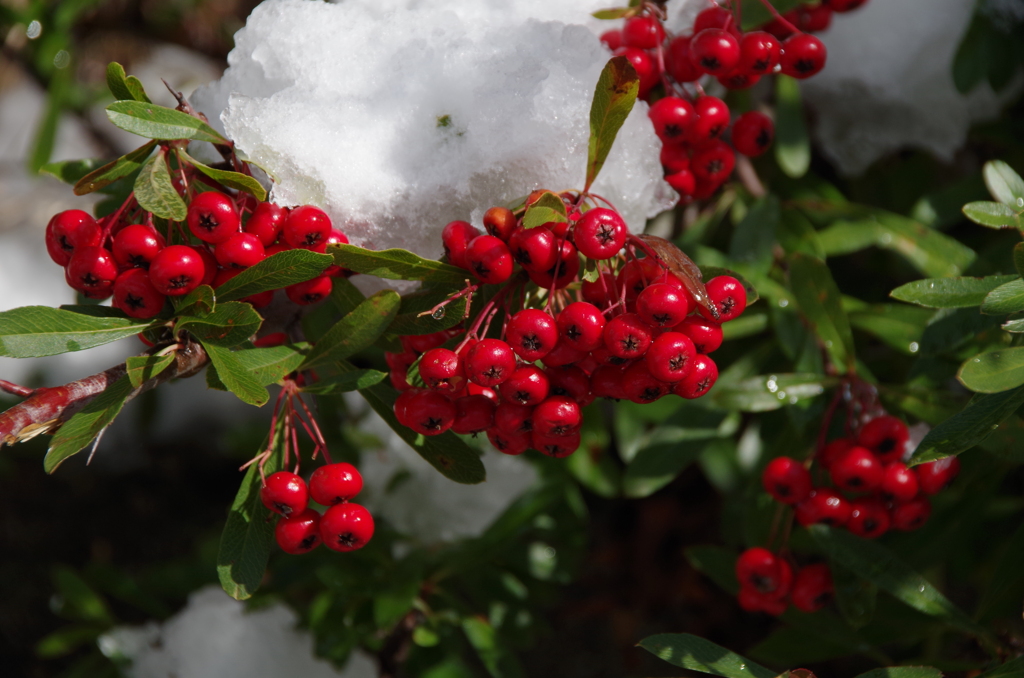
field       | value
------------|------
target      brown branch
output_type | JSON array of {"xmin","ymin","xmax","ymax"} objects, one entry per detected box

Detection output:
[
  {"xmin": 0, "ymin": 338, "xmax": 209, "ymax": 447},
  {"xmin": 376, "ymin": 609, "xmax": 423, "ymax": 678}
]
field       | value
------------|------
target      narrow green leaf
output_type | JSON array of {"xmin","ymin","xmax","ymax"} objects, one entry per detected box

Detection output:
[
  {"xmin": 173, "ymin": 284, "xmax": 215, "ymax": 318},
  {"xmin": 522, "ymin": 191, "xmax": 569, "ymax": 229},
  {"xmin": 807, "ymin": 525, "xmax": 990, "ymax": 639},
  {"xmin": 624, "ymin": 436, "xmax": 705, "ymax": 498},
  {"xmin": 1001, "ymin": 318, "xmax": 1024, "ymax": 333},
  {"xmin": 638, "ymin": 634, "xmax": 775, "ymax": 678},
  {"xmin": 789, "ymin": 253, "xmax": 856, "ymax": 372},
  {"xmin": 125, "ymin": 75, "xmax": 150, "ymax": 104},
  {"xmin": 300, "ymin": 290, "xmax": 401, "ymax": 371},
  {"xmin": 73, "ymin": 141, "xmax": 157, "ymax": 196},
  {"xmin": 729, "ymin": 195, "xmax": 779, "ymax": 273},
  {"xmin": 958, "ymin": 347, "xmax": 1024, "ymax": 393},
  {"xmin": 585, "ymin": 56, "xmax": 639, "ymax": 191},
  {"xmin": 176, "ymin": 302, "xmax": 262, "ymax": 347},
  {"xmin": 775, "ymin": 75, "xmax": 810, "ymax": 178},
  {"xmin": 44, "ymin": 376, "xmax": 134, "ymax": 473},
  {"xmin": 830, "ymin": 560, "xmax": 877, "ymax": 630},
  {"xmin": 215, "ymin": 250, "xmax": 333, "ymax": 302},
  {"xmin": 592, "ymin": 7, "xmax": 633, "ymax": 19},
  {"xmin": 388, "ymin": 288, "xmax": 468, "ymax": 335},
  {"xmin": 180, "ymin": 151, "xmax": 267, "ymax": 201},
  {"xmin": 328, "ymin": 244, "xmax": 468, "ymax": 285},
  {"xmin": 106, "ymin": 100, "xmax": 228, "ymax": 144},
  {"xmin": 710, "ymin": 373, "xmax": 833, "ymax": 412},
  {"xmin": 981, "ymin": 278, "xmax": 1024, "ymax": 314},
  {"xmin": 0, "ymin": 306, "xmax": 154, "ymax": 358},
  {"xmin": 217, "ymin": 438, "xmax": 281, "ymax": 600},
  {"xmin": 51, "ymin": 565, "xmax": 114, "ymax": 624},
  {"xmin": 134, "ymin": 149, "xmax": 187, "ymax": 221},
  {"xmin": 983, "ymin": 160, "xmax": 1024, "ymax": 207},
  {"xmin": 889, "ymin": 275, "xmax": 1016, "ymax": 308},
  {"xmin": 977, "ymin": 657, "xmax": 1024, "ymax": 678},
  {"xmin": 40, "ymin": 158, "xmax": 105, "ymax": 185},
  {"xmin": 778, "ymin": 208, "xmax": 825, "ymax": 258},
  {"xmin": 952, "ymin": 11, "xmax": 991, "ymax": 94},
  {"xmin": 686, "ymin": 545, "xmax": 738, "ymax": 593},
  {"xmin": 962, "ymin": 201, "xmax": 1021, "ymax": 229},
  {"xmin": 853, "ymin": 668, "xmax": 942, "ymax": 678},
  {"xmin": 35, "ymin": 625, "xmax": 103, "ymax": 659},
  {"xmin": 233, "ymin": 344, "xmax": 307, "ymax": 386},
  {"xmin": 106, "ymin": 62, "xmax": 135, "ymax": 101},
  {"xmin": 301, "ymin": 370, "xmax": 387, "ymax": 394},
  {"xmin": 203, "ymin": 343, "xmax": 270, "ymax": 406},
  {"xmin": 977, "ymin": 522, "xmax": 1024, "ymax": 620},
  {"xmin": 848, "ymin": 304, "xmax": 933, "ymax": 355},
  {"xmin": 125, "ymin": 354, "xmax": 174, "ymax": 389}
]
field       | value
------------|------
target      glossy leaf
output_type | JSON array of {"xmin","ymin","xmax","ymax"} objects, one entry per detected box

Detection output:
[
  {"xmin": 134, "ymin": 149, "xmax": 187, "ymax": 221},
  {"xmin": 328, "ymin": 244, "xmax": 468, "ymax": 285},
  {"xmin": 176, "ymin": 302, "xmax": 262, "ymax": 347},
  {"xmin": 388, "ymin": 288, "xmax": 469, "ymax": 335},
  {"xmin": 711, "ymin": 373, "xmax": 832, "ymax": 412},
  {"xmin": 909, "ymin": 386, "xmax": 1024, "ymax": 465},
  {"xmin": 105, "ymin": 61, "xmax": 150, "ymax": 103},
  {"xmin": 300, "ymin": 291, "xmax": 400, "ymax": 371},
  {"xmin": 172, "ymin": 284, "xmax": 215, "ymax": 317},
  {"xmin": 72, "ymin": 141, "xmax": 157, "ymax": 196},
  {"xmin": 44, "ymin": 375, "xmax": 134, "ymax": 473},
  {"xmin": 808, "ymin": 525, "xmax": 990, "ymax": 639},
  {"xmin": 848, "ymin": 304, "xmax": 933, "ymax": 355},
  {"xmin": 523, "ymin": 192, "xmax": 569, "ymax": 230},
  {"xmin": 638, "ymin": 634, "xmax": 775, "ymax": 678},
  {"xmin": 981, "ymin": 278, "xmax": 1024, "ymax": 314},
  {"xmin": 40, "ymin": 158, "xmax": 105, "ymax": 185},
  {"xmin": 889, "ymin": 275, "xmax": 1016, "ymax": 308},
  {"xmin": 959, "ymin": 348, "xmax": 1024, "ymax": 393},
  {"xmin": 217, "ymin": 437, "xmax": 281, "ymax": 600},
  {"xmin": 976, "ymin": 658, "xmax": 1024, "ymax": 678},
  {"xmin": 729, "ymin": 195, "xmax": 779, "ymax": 273},
  {"xmin": 181, "ymin": 151, "xmax": 267, "ymax": 201},
  {"xmin": 203, "ymin": 343, "xmax": 270, "ymax": 406},
  {"xmin": 853, "ymin": 668, "xmax": 942, "ymax": 678},
  {"xmin": 789, "ymin": 253, "xmax": 856, "ymax": 372},
  {"xmin": 983, "ymin": 160, "xmax": 1024, "ymax": 207},
  {"xmin": 962, "ymin": 201, "xmax": 1020, "ymax": 229},
  {"xmin": 831, "ymin": 560, "xmax": 877, "ymax": 629},
  {"xmin": 775, "ymin": 75, "xmax": 810, "ymax": 178},
  {"xmin": 686, "ymin": 545, "xmax": 739, "ymax": 593},
  {"xmin": 585, "ymin": 56, "xmax": 639, "ymax": 191},
  {"xmin": 624, "ymin": 436, "xmax": 706, "ymax": 498},
  {"xmin": 125, "ymin": 354, "xmax": 175, "ymax": 389},
  {"xmin": 106, "ymin": 100, "xmax": 228, "ymax": 144},
  {"xmin": 592, "ymin": 7, "xmax": 633, "ymax": 19},
  {"xmin": 300, "ymin": 370, "xmax": 387, "ymax": 394},
  {"xmin": 215, "ymin": 250, "xmax": 333, "ymax": 302},
  {"xmin": 0, "ymin": 306, "xmax": 154, "ymax": 358},
  {"xmin": 234, "ymin": 344, "xmax": 307, "ymax": 386}
]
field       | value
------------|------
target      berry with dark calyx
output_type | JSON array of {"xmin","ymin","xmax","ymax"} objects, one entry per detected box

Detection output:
[
  {"xmin": 762, "ymin": 456, "xmax": 812, "ymax": 505},
  {"xmin": 499, "ymin": 365, "xmax": 550, "ymax": 406},
  {"xmin": 112, "ymin": 224, "xmax": 166, "ymax": 269},
  {"xmin": 737, "ymin": 31, "xmax": 781, "ymax": 75},
  {"xmin": 419, "ymin": 348, "xmax": 465, "ymax": 393},
  {"xmin": 404, "ymin": 331, "xmax": 452, "ymax": 354},
  {"xmin": 660, "ymin": 144, "xmax": 690, "ymax": 175},
  {"xmin": 637, "ymin": 283, "xmax": 691, "ymax": 327},
  {"xmin": 916, "ymin": 456, "xmax": 960, "ymax": 495},
  {"xmin": 795, "ymin": 488, "xmax": 853, "ymax": 527},
  {"xmin": 666, "ymin": 169, "xmax": 697, "ymax": 200},
  {"xmin": 831, "ymin": 446, "xmax": 884, "ymax": 492},
  {"xmin": 622, "ymin": 360, "xmax": 671, "ymax": 404},
  {"xmin": 891, "ymin": 496, "xmax": 931, "ymax": 531},
  {"xmin": 790, "ymin": 564, "xmax": 833, "ymax": 613},
  {"xmin": 245, "ymin": 202, "xmax": 288, "ymax": 246},
  {"xmin": 66, "ymin": 246, "xmax": 119, "ymax": 298},
  {"xmin": 690, "ymin": 28, "xmax": 741, "ymax": 76},
  {"xmin": 187, "ymin": 191, "xmax": 241, "ymax": 244},
  {"xmin": 531, "ymin": 430, "xmax": 581, "ymax": 458},
  {"xmin": 452, "ymin": 395, "xmax": 496, "ymax": 434},
  {"xmin": 718, "ymin": 71, "xmax": 760, "ymax": 90},
  {"xmin": 545, "ymin": 365, "xmax": 593, "ymax": 405},
  {"xmin": 320, "ymin": 502, "xmax": 374, "ymax": 552},
  {"xmin": 819, "ymin": 438, "xmax": 855, "ymax": 470},
  {"xmin": 645, "ymin": 332, "xmax": 696, "ymax": 383},
  {"xmin": 685, "ymin": 140, "xmax": 735, "ymax": 185},
  {"xmin": 880, "ymin": 462, "xmax": 919, "ymax": 502},
  {"xmin": 671, "ymin": 354, "xmax": 718, "ymax": 399},
  {"xmin": 857, "ymin": 415, "xmax": 909, "ymax": 463},
  {"xmin": 508, "ymin": 226, "xmax": 558, "ymax": 272},
  {"xmin": 465, "ymin": 339, "xmax": 517, "ymax": 387},
  {"xmin": 112, "ymin": 269, "xmax": 166, "ymax": 319},
  {"xmin": 600, "ymin": 29, "xmax": 622, "ymax": 51},
  {"xmin": 736, "ymin": 547, "xmax": 789, "ymax": 596},
  {"xmin": 847, "ymin": 497, "xmax": 890, "ymax": 539},
  {"xmin": 466, "ymin": 234, "xmax": 514, "ymax": 285},
  {"xmin": 393, "ymin": 388, "xmax": 423, "ymax": 426},
  {"xmin": 738, "ymin": 587, "xmax": 788, "ymax": 616},
  {"xmin": 323, "ymin": 230, "xmax": 350, "ymax": 276},
  {"xmin": 442, "ymin": 220, "xmax": 482, "ymax": 269},
  {"xmin": 665, "ymin": 36, "xmax": 703, "ymax": 83},
  {"xmin": 540, "ymin": 340, "xmax": 586, "ymax": 368},
  {"xmin": 689, "ymin": 96, "xmax": 731, "ymax": 143},
  {"xmin": 310, "ymin": 462, "xmax": 363, "ymax": 505},
  {"xmin": 483, "ymin": 206, "xmax": 517, "ymax": 241},
  {"xmin": 215, "ymin": 232, "xmax": 266, "ymax": 268},
  {"xmin": 613, "ymin": 47, "xmax": 658, "ymax": 96},
  {"xmin": 149, "ymin": 245, "xmax": 206, "ymax": 297},
  {"xmin": 677, "ymin": 316, "xmax": 723, "ymax": 354},
  {"xmin": 604, "ymin": 313, "xmax": 653, "ymax": 360},
  {"xmin": 276, "ymin": 508, "xmax": 322, "ymax": 554},
  {"xmin": 619, "ymin": 257, "xmax": 663, "ymax": 298},
  {"xmin": 699, "ymin": 276, "xmax": 748, "ymax": 322},
  {"xmin": 261, "ymin": 471, "xmax": 309, "ymax": 517},
  {"xmin": 404, "ymin": 389, "xmax": 457, "ymax": 435},
  {"xmin": 622, "ymin": 16, "xmax": 665, "ymax": 49},
  {"xmin": 527, "ymin": 239, "xmax": 580, "ymax": 290},
  {"xmin": 494, "ymin": 402, "xmax": 535, "ymax": 437},
  {"xmin": 488, "ymin": 428, "xmax": 532, "ymax": 455},
  {"xmin": 46, "ymin": 210, "xmax": 102, "ymax": 266},
  {"xmin": 780, "ymin": 33, "xmax": 827, "ymax": 79},
  {"xmin": 506, "ymin": 309, "xmax": 559, "ymax": 361},
  {"xmin": 285, "ymin": 274, "xmax": 333, "ymax": 305},
  {"xmin": 795, "ymin": 3, "xmax": 833, "ymax": 32},
  {"xmin": 282, "ymin": 205, "xmax": 333, "ymax": 250},
  {"xmin": 532, "ymin": 396, "xmax": 582, "ymax": 437},
  {"xmin": 557, "ymin": 302, "xmax": 606, "ymax": 352},
  {"xmin": 694, "ymin": 5, "xmax": 736, "ymax": 33},
  {"xmin": 574, "ymin": 208, "xmax": 628, "ymax": 260},
  {"xmin": 648, "ymin": 97, "xmax": 696, "ymax": 144},
  {"xmin": 732, "ymin": 112, "xmax": 775, "ymax": 157}
]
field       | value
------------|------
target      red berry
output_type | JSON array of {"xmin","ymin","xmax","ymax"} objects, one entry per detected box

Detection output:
[
  {"xmin": 690, "ymin": 28, "xmax": 741, "ymax": 76},
  {"xmin": 320, "ymin": 502, "xmax": 374, "ymax": 552},
  {"xmin": 857, "ymin": 415, "xmax": 909, "ymax": 463},
  {"xmin": 532, "ymin": 396, "xmax": 582, "ymax": 437},
  {"xmin": 66, "ymin": 246, "xmax": 118, "ymax": 298},
  {"xmin": 545, "ymin": 366, "xmax": 593, "ymax": 405},
  {"xmin": 404, "ymin": 331, "xmax": 452, "ymax": 354},
  {"xmin": 499, "ymin": 366, "xmax": 550, "ymax": 406},
  {"xmin": 46, "ymin": 210, "xmax": 102, "ymax": 266},
  {"xmin": 916, "ymin": 456, "xmax": 960, "ymax": 495},
  {"xmin": 195, "ymin": 246, "xmax": 218, "ymax": 286},
  {"xmin": 762, "ymin": 457, "xmax": 812, "ymax": 505},
  {"xmin": 622, "ymin": 16, "xmax": 665, "ymax": 49},
  {"xmin": 556, "ymin": 302, "xmax": 606, "ymax": 352},
  {"xmin": 880, "ymin": 462, "xmax": 919, "ymax": 503},
  {"xmin": 531, "ymin": 430, "xmax": 581, "ymax": 458},
  {"xmin": 112, "ymin": 269, "xmax": 166, "ymax": 319},
  {"xmin": 261, "ymin": 471, "xmax": 309, "ymax": 517},
  {"xmin": 494, "ymin": 402, "xmax": 535, "ymax": 437},
  {"xmin": 215, "ymin": 232, "xmax": 266, "ymax": 269},
  {"xmin": 819, "ymin": 438, "xmax": 855, "ymax": 470},
  {"xmin": 187, "ymin": 191, "xmax": 240, "ymax": 244},
  {"xmin": 309, "ymin": 462, "xmax": 363, "ymax": 505},
  {"xmin": 737, "ymin": 31, "xmax": 781, "ymax": 75},
  {"xmin": 488, "ymin": 428, "xmax": 532, "ymax": 455},
  {"xmin": 581, "ymin": 271, "xmax": 621, "ymax": 307},
  {"xmin": 795, "ymin": 488, "xmax": 853, "ymax": 527},
  {"xmin": 403, "ymin": 389, "xmax": 457, "ymax": 435},
  {"xmin": 666, "ymin": 169, "xmax": 697, "ymax": 200},
  {"xmin": 393, "ymin": 388, "xmax": 422, "ymax": 426},
  {"xmin": 465, "ymin": 339, "xmax": 517, "ymax": 387},
  {"xmin": 648, "ymin": 97, "xmax": 696, "ymax": 144},
  {"xmin": 112, "ymin": 224, "xmax": 166, "ymax": 269},
  {"xmin": 600, "ymin": 29, "xmax": 622, "ymax": 51},
  {"xmin": 676, "ymin": 316, "xmax": 723, "ymax": 354},
  {"xmin": 282, "ymin": 205, "xmax": 332, "ymax": 251},
  {"xmin": 483, "ymin": 206, "xmax": 517, "ymax": 241},
  {"xmin": 275, "ymin": 508, "xmax": 322, "ymax": 554},
  {"xmin": 574, "ymin": 208, "xmax": 628, "ymax": 260},
  {"xmin": 645, "ymin": 332, "xmax": 696, "ymax": 383},
  {"xmin": 419, "ymin": 348, "xmax": 465, "ymax": 393},
  {"xmin": 693, "ymin": 6, "xmax": 736, "ymax": 33},
  {"xmin": 442, "ymin": 220, "xmax": 482, "ymax": 270},
  {"xmin": 791, "ymin": 4, "xmax": 833, "ymax": 32},
  {"xmin": 891, "ymin": 496, "xmax": 931, "ymax": 531},
  {"xmin": 540, "ymin": 340, "xmax": 586, "ymax": 369},
  {"xmin": 466, "ymin": 235, "xmax": 513, "ymax": 285},
  {"xmin": 527, "ymin": 240, "xmax": 580, "ymax": 290},
  {"xmin": 637, "ymin": 282, "xmax": 691, "ymax": 327},
  {"xmin": 149, "ymin": 245, "xmax": 206, "ymax": 296},
  {"xmin": 323, "ymin": 230, "xmax": 349, "ymax": 276},
  {"xmin": 732, "ymin": 112, "xmax": 775, "ymax": 158},
  {"xmin": 665, "ymin": 36, "xmax": 702, "ymax": 83},
  {"xmin": 689, "ymin": 96, "xmax": 731, "ymax": 143},
  {"xmin": 603, "ymin": 313, "xmax": 653, "ymax": 359},
  {"xmin": 452, "ymin": 395, "xmax": 496, "ymax": 434},
  {"xmin": 285, "ymin": 274, "xmax": 333, "ymax": 305},
  {"xmin": 791, "ymin": 563, "xmax": 833, "ymax": 612},
  {"xmin": 718, "ymin": 71, "xmax": 761, "ymax": 90},
  {"xmin": 831, "ymin": 446, "xmax": 883, "ymax": 493},
  {"xmin": 591, "ymin": 363, "xmax": 627, "ymax": 400},
  {"xmin": 848, "ymin": 498, "xmax": 890, "ymax": 539},
  {"xmin": 691, "ymin": 140, "xmax": 736, "ymax": 186},
  {"xmin": 613, "ymin": 47, "xmax": 658, "ymax": 97},
  {"xmin": 700, "ymin": 276, "xmax": 747, "ymax": 322},
  {"xmin": 780, "ymin": 33, "xmax": 827, "ymax": 79},
  {"xmin": 506, "ymin": 309, "xmax": 558, "ymax": 361},
  {"xmin": 824, "ymin": 0, "xmax": 868, "ymax": 12},
  {"xmin": 622, "ymin": 360, "xmax": 671, "ymax": 404},
  {"xmin": 245, "ymin": 202, "xmax": 288, "ymax": 246},
  {"xmin": 671, "ymin": 354, "xmax": 718, "ymax": 398},
  {"xmin": 508, "ymin": 226, "xmax": 558, "ymax": 272},
  {"xmin": 736, "ymin": 547, "xmax": 789, "ymax": 596},
  {"xmin": 618, "ymin": 257, "xmax": 662, "ymax": 299}
]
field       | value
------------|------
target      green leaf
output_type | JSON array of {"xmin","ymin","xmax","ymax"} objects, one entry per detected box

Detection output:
[
  {"xmin": 778, "ymin": 208, "xmax": 825, "ymax": 258},
  {"xmin": 585, "ymin": 56, "xmax": 640, "ymax": 191},
  {"xmin": 853, "ymin": 668, "xmax": 942, "ymax": 678},
  {"xmin": 329, "ymin": 244, "xmax": 469, "ymax": 285},
  {"xmin": 686, "ymin": 545, "xmax": 738, "ymax": 594},
  {"xmin": 72, "ymin": 141, "xmax": 157, "ymax": 195},
  {"xmin": 729, "ymin": 195, "xmax": 779, "ymax": 273},
  {"xmin": 231, "ymin": 344, "xmax": 307, "ymax": 386},
  {"xmin": 962, "ymin": 201, "xmax": 1021, "ymax": 229},
  {"xmin": 977, "ymin": 522, "xmax": 1024, "ymax": 620},
  {"xmin": 44, "ymin": 375, "xmax": 134, "ymax": 473},
  {"xmin": 105, "ymin": 61, "xmax": 149, "ymax": 102},
  {"xmin": 301, "ymin": 370, "xmax": 387, "ymax": 394},
  {"xmin": 624, "ymin": 435, "xmax": 705, "ymax": 498},
  {"xmin": 1014, "ymin": 242, "xmax": 1024, "ymax": 278},
  {"xmin": 217, "ymin": 437, "xmax": 281, "ymax": 600},
  {"xmin": 176, "ymin": 302, "xmax": 262, "ymax": 347},
  {"xmin": 953, "ymin": 11, "xmax": 992, "ymax": 94},
  {"xmin": 35, "ymin": 625, "xmax": 103, "ymax": 659},
  {"xmin": 592, "ymin": 7, "xmax": 633, "ymax": 19},
  {"xmin": 710, "ymin": 373, "xmax": 833, "ymax": 412},
  {"xmin": 299, "ymin": 290, "xmax": 401, "ymax": 371},
  {"xmin": 983, "ymin": 160, "xmax": 1024, "ymax": 207},
  {"xmin": 789, "ymin": 253, "xmax": 856, "ymax": 372},
  {"xmin": 172, "ymin": 284, "xmax": 215, "ymax": 317},
  {"xmin": 775, "ymin": 75, "xmax": 810, "ymax": 178},
  {"xmin": 981, "ymin": 278, "xmax": 1024, "ymax": 314},
  {"xmin": 125, "ymin": 353, "xmax": 175, "ymax": 389},
  {"xmin": 134, "ymin": 149, "xmax": 187, "ymax": 221},
  {"xmin": 889, "ymin": 275, "xmax": 1016, "ymax": 308},
  {"xmin": 51, "ymin": 565, "xmax": 114, "ymax": 624},
  {"xmin": 180, "ymin": 151, "xmax": 267, "ymax": 201},
  {"xmin": 40, "ymin": 158, "xmax": 105, "ymax": 185},
  {"xmin": 637, "ymin": 634, "xmax": 775, "ymax": 678},
  {"xmin": 1001, "ymin": 318, "xmax": 1024, "ymax": 333},
  {"xmin": 910, "ymin": 386, "xmax": 1024, "ymax": 464},
  {"xmin": 388, "ymin": 288, "xmax": 468, "ymax": 335},
  {"xmin": 848, "ymin": 304, "xmax": 933, "ymax": 355},
  {"xmin": 215, "ymin": 250, "xmax": 333, "ymax": 302},
  {"xmin": 740, "ymin": 0, "xmax": 803, "ymax": 29},
  {"xmin": 959, "ymin": 348, "xmax": 1024, "ymax": 393},
  {"xmin": 522, "ymin": 191, "xmax": 569, "ymax": 229},
  {"xmin": 203, "ymin": 343, "xmax": 270, "ymax": 406},
  {"xmin": 0, "ymin": 306, "xmax": 155, "ymax": 358},
  {"xmin": 977, "ymin": 658, "xmax": 1024, "ymax": 678},
  {"xmin": 106, "ymin": 100, "xmax": 228, "ymax": 144},
  {"xmin": 807, "ymin": 525, "xmax": 990, "ymax": 639},
  {"xmin": 831, "ymin": 560, "xmax": 877, "ymax": 630}
]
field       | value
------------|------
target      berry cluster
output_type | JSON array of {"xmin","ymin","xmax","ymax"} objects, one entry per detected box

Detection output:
[
  {"xmin": 598, "ymin": 0, "xmax": 869, "ymax": 202},
  {"xmin": 260, "ymin": 462, "xmax": 374, "ymax": 554},
  {"xmin": 762, "ymin": 415, "xmax": 960, "ymax": 539},
  {"xmin": 387, "ymin": 201, "xmax": 748, "ymax": 458},
  {"xmin": 736, "ymin": 547, "xmax": 833, "ymax": 615},
  {"xmin": 44, "ymin": 192, "xmax": 349, "ymax": 318}
]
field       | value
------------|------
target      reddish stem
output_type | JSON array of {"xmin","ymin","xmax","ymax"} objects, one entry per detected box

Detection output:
[
  {"xmin": 0, "ymin": 380, "xmax": 33, "ymax": 398},
  {"xmin": 754, "ymin": 0, "xmax": 800, "ymax": 34}
]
